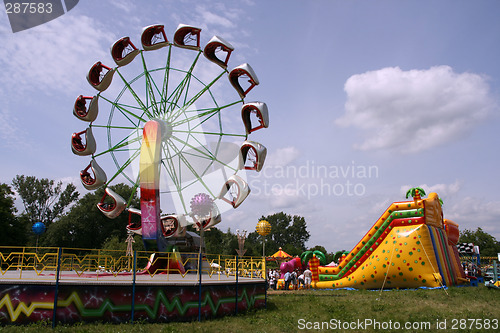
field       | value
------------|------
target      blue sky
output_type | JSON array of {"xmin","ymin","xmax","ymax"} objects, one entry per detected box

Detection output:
[{"xmin": 1, "ymin": 0, "xmax": 500, "ymax": 253}]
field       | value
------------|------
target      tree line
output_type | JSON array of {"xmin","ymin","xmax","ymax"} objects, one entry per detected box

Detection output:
[
  {"xmin": 3, "ymin": 175, "xmax": 499, "ymax": 260},
  {"xmin": 0, "ymin": 175, "xmax": 317, "ymax": 257},
  {"xmin": 458, "ymin": 227, "xmax": 500, "ymax": 257}
]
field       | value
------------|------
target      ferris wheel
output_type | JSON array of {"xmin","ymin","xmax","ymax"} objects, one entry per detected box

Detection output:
[{"xmin": 71, "ymin": 24, "xmax": 269, "ymax": 251}]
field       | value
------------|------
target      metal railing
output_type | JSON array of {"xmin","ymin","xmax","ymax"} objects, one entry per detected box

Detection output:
[{"xmin": 0, "ymin": 246, "xmax": 265, "ymax": 283}]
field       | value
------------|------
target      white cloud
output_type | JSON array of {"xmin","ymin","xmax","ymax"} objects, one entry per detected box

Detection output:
[
  {"xmin": 248, "ymin": 174, "xmax": 316, "ymax": 212},
  {"xmin": 195, "ymin": 5, "xmax": 236, "ymax": 29},
  {"xmin": 394, "ymin": 181, "xmax": 500, "ymax": 240},
  {"xmin": 268, "ymin": 186, "xmax": 303, "ymax": 209},
  {"xmin": 185, "ymin": 3, "xmax": 250, "ymax": 51},
  {"xmin": 0, "ymin": 91, "xmax": 29, "ymax": 150},
  {"xmin": 241, "ymin": 0, "xmax": 256, "ymax": 6},
  {"xmin": 399, "ymin": 180, "xmax": 462, "ymax": 199},
  {"xmin": 0, "ymin": 14, "xmax": 114, "ymax": 97},
  {"xmin": 446, "ymin": 197, "xmax": 500, "ymax": 239},
  {"xmin": 109, "ymin": 0, "xmax": 136, "ymax": 13},
  {"xmin": 336, "ymin": 66, "xmax": 497, "ymax": 153},
  {"xmin": 222, "ymin": 209, "xmax": 250, "ymax": 227},
  {"xmin": 265, "ymin": 146, "xmax": 300, "ymax": 167},
  {"xmin": 369, "ymin": 198, "xmax": 392, "ymax": 215},
  {"xmin": 0, "ymin": 13, "xmax": 114, "ymax": 147}
]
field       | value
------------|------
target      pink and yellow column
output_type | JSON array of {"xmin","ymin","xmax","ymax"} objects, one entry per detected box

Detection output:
[{"xmin": 140, "ymin": 120, "xmax": 166, "ymax": 251}]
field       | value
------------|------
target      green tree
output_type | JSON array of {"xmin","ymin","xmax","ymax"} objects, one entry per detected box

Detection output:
[
  {"xmin": 12, "ymin": 175, "xmax": 79, "ymax": 224},
  {"xmin": 42, "ymin": 183, "xmax": 137, "ymax": 249},
  {"xmin": 459, "ymin": 227, "xmax": 500, "ymax": 257},
  {"xmin": 204, "ymin": 227, "xmax": 239, "ymax": 256},
  {"xmin": 0, "ymin": 183, "xmax": 25, "ymax": 245},
  {"xmin": 11, "ymin": 175, "xmax": 79, "ymax": 246},
  {"xmin": 246, "ymin": 212, "xmax": 310, "ymax": 257},
  {"xmin": 101, "ymin": 234, "xmax": 145, "ymax": 252}
]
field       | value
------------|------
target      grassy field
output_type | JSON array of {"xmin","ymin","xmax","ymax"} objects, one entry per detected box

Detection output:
[{"xmin": 1, "ymin": 285, "xmax": 499, "ymax": 332}]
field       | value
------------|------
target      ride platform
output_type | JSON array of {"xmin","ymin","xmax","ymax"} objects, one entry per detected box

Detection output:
[{"xmin": 0, "ymin": 247, "xmax": 266, "ymax": 325}]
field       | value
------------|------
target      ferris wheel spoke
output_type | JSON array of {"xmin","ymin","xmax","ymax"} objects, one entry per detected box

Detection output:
[
  {"xmin": 182, "ymin": 137, "xmax": 238, "ymax": 173},
  {"xmin": 106, "ymin": 148, "xmax": 141, "ymax": 184},
  {"xmin": 165, "ymin": 72, "xmax": 193, "ymax": 117},
  {"xmin": 115, "ymin": 69, "xmax": 152, "ymax": 119},
  {"xmin": 179, "ymin": 131, "xmax": 241, "ymax": 174},
  {"xmin": 113, "ymin": 70, "xmax": 156, "ymax": 121},
  {"xmin": 161, "ymin": 145, "xmax": 190, "ymax": 213},
  {"xmin": 182, "ymin": 70, "xmax": 226, "ymax": 109},
  {"xmin": 140, "ymin": 52, "xmax": 162, "ymax": 117},
  {"xmin": 162, "ymin": 160, "xmax": 189, "ymax": 213},
  {"xmin": 159, "ymin": 45, "xmax": 173, "ymax": 115},
  {"xmin": 92, "ymin": 124, "xmax": 143, "ymax": 131},
  {"xmin": 107, "ymin": 148, "xmax": 138, "ymax": 152},
  {"xmin": 100, "ymin": 95, "xmax": 149, "ymax": 124},
  {"xmin": 109, "ymin": 129, "xmax": 142, "ymax": 149},
  {"xmin": 126, "ymin": 174, "xmax": 141, "ymax": 206},
  {"xmin": 168, "ymin": 70, "xmax": 227, "ymax": 123},
  {"xmin": 171, "ymin": 100, "xmax": 240, "ymax": 129},
  {"xmin": 186, "ymin": 149, "xmax": 238, "ymax": 174},
  {"xmin": 182, "ymin": 73, "xmax": 193, "ymax": 108},
  {"xmin": 174, "ymin": 129, "xmax": 246, "ymax": 138},
  {"xmin": 165, "ymin": 51, "xmax": 202, "ymax": 116},
  {"xmin": 170, "ymin": 108, "xmax": 219, "ymax": 127},
  {"xmin": 161, "ymin": 154, "xmax": 182, "ymax": 194},
  {"xmin": 169, "ymin": 135, "xmax": 214, "ymax": 160},
  {"xmin": 161, "ymin": 158, "xmax": 180, "ymax": 190},
  {"xmin": 161, "ymin": 142, "xmax": 186, "ymax": 193},
  {"xmin": 167, "ymin": 140, "xmax": 217, "ymax": 198},
  {"xmin": 94, "ymin": 133, "xmax": 142, "ymax": 158}
]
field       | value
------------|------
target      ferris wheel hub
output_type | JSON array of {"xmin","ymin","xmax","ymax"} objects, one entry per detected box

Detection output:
[{"xmin": 154, "ymin": 118, "xmax": 173, "ymax": 142}]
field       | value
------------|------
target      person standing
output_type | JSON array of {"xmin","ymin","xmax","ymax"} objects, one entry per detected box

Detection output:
[
  {"xmin": 298, "ymin": 272, "xmax": 305, "ymax": 289},
  {"xmin": 269, "ymin": 270, "xmax": 276, "ymax": 290},
  {"xmin": 303, "ymin": 267, "xmax": 312, "ymax": 289},
  {"xmin": 291, "ymin": 270, "xmax": 298, "ymax": 290},
  {"xmin": 284, "ymin": 270, "xmax": 291, "ymax": 290}
]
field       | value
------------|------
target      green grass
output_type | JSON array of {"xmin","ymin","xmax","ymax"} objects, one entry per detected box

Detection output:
[{"xmin": 1, "ymin": 286, "xmax": 499, "ymax": 332}]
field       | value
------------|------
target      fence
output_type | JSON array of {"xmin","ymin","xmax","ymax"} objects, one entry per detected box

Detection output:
[
  {"xmin": 0, "ymin": 246, "xmax": 267, "ymax": 326},
  {"xmin": 0, "ymin": 246, "xmax": 266, "ymax": 283},
  {"xmin": 460, "ymin": 256, "xmax": 498, "ymax": 266}
]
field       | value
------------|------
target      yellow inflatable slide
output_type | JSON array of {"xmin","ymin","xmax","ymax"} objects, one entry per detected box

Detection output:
[{"xmin": 311, "ymin": 192, "xmax": 466, "ymax": 289}]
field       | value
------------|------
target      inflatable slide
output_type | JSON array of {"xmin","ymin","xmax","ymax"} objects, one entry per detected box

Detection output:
[{"xmin": 311, "ymin": 192, "xmax": 466, "ymax": 289}]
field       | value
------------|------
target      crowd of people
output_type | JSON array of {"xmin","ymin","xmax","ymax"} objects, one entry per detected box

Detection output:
[
  {"xmin": 462, "ymin": 262, "xmax": 480, "ymax": 277},
  {"xmin": 267, "ymin": 267, "xmax": 313, "ymax": 290}
]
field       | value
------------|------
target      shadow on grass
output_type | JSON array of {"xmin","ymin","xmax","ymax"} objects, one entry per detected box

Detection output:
[{"xmin": 265, "ymin": 301, "xmax": 279, "ymax": 311}]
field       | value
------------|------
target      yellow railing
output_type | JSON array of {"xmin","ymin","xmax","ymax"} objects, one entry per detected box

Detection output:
[
  {"xmin": 461, "ymin": 256, "xmax": 498, "ymax": 265},
  {"xmin": 0, "ymin": 246, "xmax": 265, "ymax": 282}
]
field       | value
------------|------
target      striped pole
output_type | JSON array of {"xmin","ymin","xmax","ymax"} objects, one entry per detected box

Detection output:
[{"xmin": 310, "ymin": 254, "xmax": 320, "ymax": 287}]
